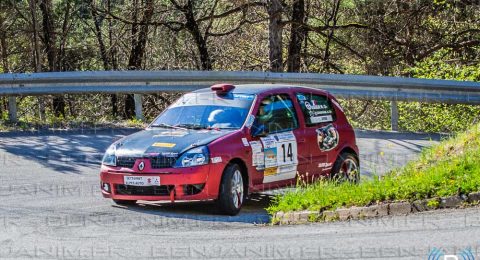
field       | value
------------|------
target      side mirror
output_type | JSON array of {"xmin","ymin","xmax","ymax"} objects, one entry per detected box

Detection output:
[{"xmin": 251, "ymin": 123, "xmax": 268, "ymax": 137}]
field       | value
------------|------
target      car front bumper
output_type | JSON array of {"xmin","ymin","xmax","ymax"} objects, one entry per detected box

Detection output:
[{"xmin": 100, "ymin": 163, "xmax": 221, "ymax": 202}]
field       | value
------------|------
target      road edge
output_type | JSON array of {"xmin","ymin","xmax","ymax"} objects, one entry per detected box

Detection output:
[{"xmin": 272, "ymin": 192, "xmax": 480, "ymax": 225}]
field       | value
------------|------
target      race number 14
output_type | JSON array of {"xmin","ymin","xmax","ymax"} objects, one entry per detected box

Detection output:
[
  {"xmin": 281, "ymin": 143, "xmax": 293, "ymax": 162},
  {"xmin": 277, "ymin": 141, "xmax": 297, "ymax": 166}
]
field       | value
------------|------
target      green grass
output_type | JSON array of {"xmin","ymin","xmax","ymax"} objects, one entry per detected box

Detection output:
[{"xmin": 267, "ymin": 123, "xmax": 480, "ymax": 215}]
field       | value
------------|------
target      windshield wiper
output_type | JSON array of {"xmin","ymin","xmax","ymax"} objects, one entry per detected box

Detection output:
[
  {"xmin": 150, "ymin": 123, "xmax": 187, "ymax": 130},
  {"xmin": 174, "ymin": 123, "xmax": 209, "ymax": 130}
]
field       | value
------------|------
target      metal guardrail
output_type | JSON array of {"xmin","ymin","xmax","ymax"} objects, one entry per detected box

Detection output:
[{"xmin": 1, "ymin": 70, "xmax": 480, "ymax": 130}]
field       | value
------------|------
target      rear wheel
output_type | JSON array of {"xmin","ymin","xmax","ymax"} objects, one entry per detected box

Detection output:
[
  {"xmin": 217, "ymin": 164, "xmax": 245, "ymax": 216},
  {"xmin": 331, "ymin": 152, "xmax": 360, "ymax": 183},
  {"xmin": 112, "ymin": 199, "xmax": 137, "ymax": 206}
]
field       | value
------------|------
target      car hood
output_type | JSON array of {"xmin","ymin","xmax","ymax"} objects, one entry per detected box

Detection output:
[{"xmin": 113, "ymin": 128, "xmax": 235, "ymax": 157}]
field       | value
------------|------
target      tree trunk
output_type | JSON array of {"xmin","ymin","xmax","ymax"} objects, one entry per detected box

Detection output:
[
  {"xmin": 124, "ymin": 0, "xmax": 139, "ymax": 119},
  {"xmin": 0, "ymin": 30, "xmax": 8, "ymax": 73},
  {"xmin": 39, "ymin": 0, "xmax": 65, "ymax": 118},
  {"xmin": 125, "ymin": 0, "xmax": 154, "ymax": 119},
  {"xmin": 0, "ymin": 22, "xmax": 8, "ymax": 117},
  {"xmin": 90, "ymin": 1, "xmax": 110, "ymax": 70},
  {"xmin": 267, "ymin": 0, "xmax": 284, "ymax": 72},
  {"xmin": 108, "ymin": 0, "xmax": 118, "ymax": 71},
  {"xmin": 322, "ymin": 0, "xmax": 340, "ymax": 72},
  {"xmin": 29, "ymin": 0, "xmax": 42, "ymax": 73},
  {"xmin": 57, "ymin": 0, "xmax": 71, "ymax": 71},
  {"xmin": 287, "ymin": 0, "xmax": 305, "ymax": 72},
  {"xmin": 107, "ymin": 0, "xmax": 118, "ymax": 118},
  {"xmin": 29, "ymin": 0, "xmax": 46, "ymax": 121},
  {"xmin": 90, "ymin": 0, "xmax": 117, "ymax": 117},
  {"xmin": 182, "ymin": 0, "xmax": 212, "ymax": 70},
  {"xmin": 39, "ymin": 0, "xmax": 56, "ymax": 71}
]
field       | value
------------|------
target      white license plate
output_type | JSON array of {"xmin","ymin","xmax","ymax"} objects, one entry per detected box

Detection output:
[{"xmin": 123, "ymin": 176, "xmax": 160, "ymax": 186}]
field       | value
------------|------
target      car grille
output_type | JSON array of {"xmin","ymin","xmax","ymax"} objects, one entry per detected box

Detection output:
[
  {"xmin": 116, "ymin": 157, "xmax": 136, "ymax": 168},
  {"xmin": 115, "ymin": 184, "xmax": 174, "ymax": 196},
  {"xmin": 115, "ymin": 156, "xmax": 177, "ymax": 169},
  {"xmin": 151, "ymin": 156, "xmax": 177, "ymax": 169}
]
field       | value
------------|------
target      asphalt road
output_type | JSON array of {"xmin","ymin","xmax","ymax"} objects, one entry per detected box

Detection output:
[{"xmin": 2, "ymin": 128, "xmax": 479, "ymax": 260}]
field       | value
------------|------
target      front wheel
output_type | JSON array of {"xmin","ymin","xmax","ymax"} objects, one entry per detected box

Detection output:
[
  {"xmin": 331, "ymin": 152, "xmax": 360, "ymax": 183},
  {"xmin": 217, "ymin": 164, "xmax": 245, "ymax": 216}
]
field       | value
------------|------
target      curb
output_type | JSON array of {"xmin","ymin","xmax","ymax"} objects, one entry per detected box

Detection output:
[{"xmin": 273, "ymin": 192, "xmax": 480, "ymax": 225}]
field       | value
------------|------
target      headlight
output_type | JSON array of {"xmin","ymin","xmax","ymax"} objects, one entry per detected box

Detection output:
[
  {"xmin": 174, "ymin": 146, "xmax": 209, "ymax": 168},
  {"xmin": 102, "ymin": 145, "xmax": 117, "ymax": 166}
]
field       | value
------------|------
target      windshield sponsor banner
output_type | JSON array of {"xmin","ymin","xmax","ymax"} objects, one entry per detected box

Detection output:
[
  {"xmin": 153, "ymin": 131, "xmax": 188, "ymax": 137},
  {"xmin": 152, "ymin": 142, "xmax": 176, "ymax": 148}
]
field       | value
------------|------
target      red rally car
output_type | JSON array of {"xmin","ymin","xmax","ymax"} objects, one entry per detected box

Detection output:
[{"xmin": 100, "ymin": 84, "xmax": 359, "ymax": 215}]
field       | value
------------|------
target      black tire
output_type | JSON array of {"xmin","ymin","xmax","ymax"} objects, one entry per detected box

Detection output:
[
  {"xmin": 331, "ymin": 152, "xmax": 360, "ymax": 183},
  {"xmin": 112, "ymin": 199, "xmax": 137, "ymax": 206},
  {"xmin": 217, "ymin": 164, "xmax": 245, "ymax": 216}
]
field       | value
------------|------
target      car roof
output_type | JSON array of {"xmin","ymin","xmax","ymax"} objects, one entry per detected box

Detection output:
[{"xmin": 192, "ymin": 84, "xmax": 329, "ymax": 95}]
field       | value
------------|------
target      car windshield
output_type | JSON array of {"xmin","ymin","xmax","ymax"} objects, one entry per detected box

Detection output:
[{"xmin": 151, "ymin": 92, "xmax": 255, "ymax": 130}]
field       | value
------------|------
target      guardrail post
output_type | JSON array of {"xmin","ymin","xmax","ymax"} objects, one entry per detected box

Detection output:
[
  {"xmin": 134, "ymin": 94, "xmax": 144, "ymax": 121},
  {"xmin": 390, "ymin": 100, "xmax": 399, "ymax": 131},
  {"xmin": 8, "ymin": 96, "xmax": 17, "ymax": 123},
  {"xmin": 38, "ymin": 97, "xmax": 46, "ymax": 121}
]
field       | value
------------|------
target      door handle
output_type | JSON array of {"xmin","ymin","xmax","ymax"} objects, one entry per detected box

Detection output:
[{"xmin": 298, "ymin": 138, "xmax": 306, "ymax": 143}]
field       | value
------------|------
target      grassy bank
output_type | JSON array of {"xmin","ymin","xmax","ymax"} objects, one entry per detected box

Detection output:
[{"xmin": 267, "ymin": 123, "xmax": 480, "ymax": 215}]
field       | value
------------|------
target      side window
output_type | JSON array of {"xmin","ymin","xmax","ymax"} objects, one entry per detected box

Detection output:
[
  {"xmin": 255, "ymin": 94, "xmax": 298, "ymax": 134},
  {"xmin": 296, "ymin": 93, "xmax": 336, "ymax": 126}
]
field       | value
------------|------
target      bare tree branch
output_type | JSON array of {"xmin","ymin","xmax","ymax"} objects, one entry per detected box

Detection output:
[
  {"xmin": 418, "ymin": 40, "xmax": 480, "ymax": 61},
  {"xmin": 196, "ymin": 1, "xmax": 266, "ymax": 23}
]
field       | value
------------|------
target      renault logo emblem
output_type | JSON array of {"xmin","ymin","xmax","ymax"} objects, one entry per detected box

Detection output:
[{"xmin": 138, "ymin": 161, "xmax": 145, "ymax": 171}]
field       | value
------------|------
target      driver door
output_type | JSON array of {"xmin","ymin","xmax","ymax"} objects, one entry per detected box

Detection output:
[{"xmin": 250, "ymin": 93, "xmax": 308, "ymax": 185}]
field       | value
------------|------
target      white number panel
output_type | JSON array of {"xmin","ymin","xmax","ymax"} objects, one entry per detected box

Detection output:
[
  {"xmin": 275, "ymin": 132, "xmax": 298, "ymax": 167},
  {"xmin": 258, "ymin": 131, "xmax": 298, "ymax": 183}
]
